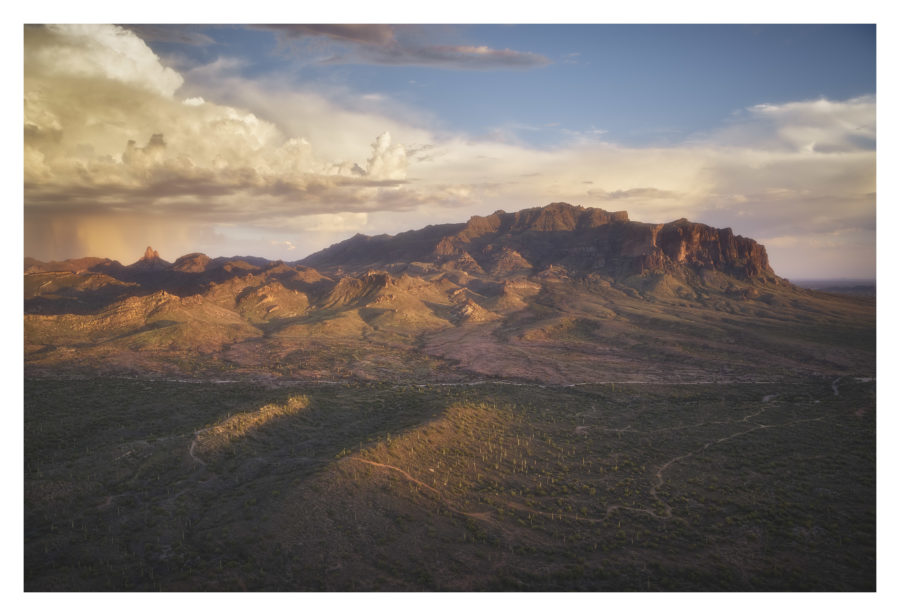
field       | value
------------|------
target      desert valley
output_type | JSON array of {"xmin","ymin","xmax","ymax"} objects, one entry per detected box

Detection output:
[
  {"xmin": 23, "ymin": 22, "xmax": 879, "ymax": 595},
  {"xmin": 24, "ymin": 202, "xmax": 875, "ymax": 590}
]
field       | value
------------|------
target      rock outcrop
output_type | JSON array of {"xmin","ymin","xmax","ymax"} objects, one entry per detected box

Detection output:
[
  {"xmin": 130, "ymin": 246, "xmax": 171, "ymax": 271},
  {"xmin": 302, "ymin": 202, "xmax": 775, "ymax": 282}
]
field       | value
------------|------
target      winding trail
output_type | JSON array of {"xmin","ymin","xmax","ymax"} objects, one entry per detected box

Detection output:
[
  {"xmin": 648, "ymin": 411, "xmax": 826, "ymax": 519},
  {"xmin": 349, "ymin": 457, "xmax": 493, "ymax": 522},
  {"xmin": 173, "ymin": 379, "xmax": 847, "ymax": 535},
  {"xmin": 188, "ymin": 432, "xmax": 207, "ymax": 466},
  {"xmin": 188, "ymin": 427, "xmax": 220, "ymax": 467},
  {"xmin": 350, "ymin": 395, "xmax": 826, "ymax": 530}
]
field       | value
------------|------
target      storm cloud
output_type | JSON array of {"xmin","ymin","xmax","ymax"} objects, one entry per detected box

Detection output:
[{"xmin": 24, "ymin": 25, "xmax": 875, "ymax": 278}]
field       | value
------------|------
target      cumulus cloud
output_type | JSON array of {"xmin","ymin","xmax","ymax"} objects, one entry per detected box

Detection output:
[
  {"xmin": 24, "ymin": 24, "xmax": 427, "ymax": 232},
  {"xmin": 365, "ymin": 132, "xmax": 407, "ymax": 180},
  {"xmin": 25, "ymin": 24, "xmax": 183, "ymax": 97},
  {"xmin": 257, "ymin": 24, "xmax": 550, "ymax": 70},
  {"xmin": 23, "ymin": 25, "xmax": 874, "ymax": 277}
]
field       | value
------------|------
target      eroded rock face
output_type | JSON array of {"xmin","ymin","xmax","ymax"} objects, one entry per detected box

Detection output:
[
  {"xmin": 24, "ymin": 204, "xmax": 775, "ymax": 317},
  {"xmin": 439, "ymin": 204, "xmax": 774, "ymax": 281},
  {"xmin": 130, "ymin": 246, "xmax": 171, "ymax": 271},
  {"xmin": 615, "ymin": 218, "xmax": 774, "ymax": 279},
  {"xmin": 653, "ymin": 219, "xmax": 773, "ymax": 278},
  {"xmin": 301, "ymin": 202, "xmax": 774, "ymax": 281}
]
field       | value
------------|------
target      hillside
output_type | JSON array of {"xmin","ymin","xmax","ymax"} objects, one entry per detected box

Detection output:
[
  {"xmin": 24, "ymin": 202, "xmax": 876, "ymax": 591},
  {"xmin": 24, "ymin": 202, "xmax": 873, "ymax": 384}
]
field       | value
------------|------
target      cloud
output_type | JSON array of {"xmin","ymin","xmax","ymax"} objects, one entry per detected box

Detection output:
[
  {"xmin": 23, "ymin": 25, "xmax": 874, "ymax": 277},
  {"xmin": 123, "ymin": 24, "xmax": 216, "ymax": 47},
  {"xmin": 270, "ymin": 240, "xmax": 297, "ymax": 251},
  {"xmin": 262, "ymin": 24, "xmax": 396, "ymax": 46},
  {"xmin": 351, "ymin": 44, "xmax": 551, "ymax": 70},
  {"xmin": 25, "ymin": 24, "xmax": 183, "ymax": 97},
  {"xmin": 587, "ymin": 187, "xmax": 682, "ymax": 201},
  {"xmin": 365, "ymin": 132, "xmax": 407, "ymax": 180},
  {"xmin": 715, "ymin": 96, "xmax": 876, "ymax": 153},
  {"xmin": 257, "ymin": 24, "xmax": 550, "ymax": 70},
  {"xmin": 24, "ymin": 24, "xmax": 431, "ymax": 233}
]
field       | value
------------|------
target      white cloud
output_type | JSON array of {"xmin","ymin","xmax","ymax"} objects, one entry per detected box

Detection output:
[
  {"xmin": 23, "ymin": 25, "xmax": 875, "ymax": 277},
  {"xmin": 24, "ymin": 24, "xmax": 427, "ymax": 227},
  {"xmin": 716, "ymin": 96, "xmax": 876, "ymax": 153},
  {"xmin": 26, "ymin": 24, "xmax": 183, "ymax": 98},
  {"xmin": 365, "ymin": 132, "xmax": 407, "ymax": 180},
  {"xmin": 270, "ymin": 240, "xmax": 297, "ymax": 251}
]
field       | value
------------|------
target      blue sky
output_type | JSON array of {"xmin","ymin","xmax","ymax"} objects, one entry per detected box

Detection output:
[
  {"xmin": 24, "ymin": 23, "xmax": 876, "ymax": 278},
  {"xmin": 144, "ymin": 24, "xmax": 875, "ymax": 147}
]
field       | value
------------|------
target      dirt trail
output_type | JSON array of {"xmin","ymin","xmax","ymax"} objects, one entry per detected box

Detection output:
[
  {"xmin": 349, "ymin": 457, "xmax": 493, "ymax": 522},
  {"xmin": 351, "ymin": 458, "xmax": 672, "ymax": 526},
  {"xmin": 648, "ymin": 409, "xmax": 825, "ymax": 519},
  {"xmin": 175, "ymin": 381, "xmax": 841, "ymax": 538},
  {"xmin": 188, "ymin": 428, "xmax": 213, "ymax": 466},
  {"xmin": 351, "ymin": 399, "xmax": 826, "ymax": 531}
]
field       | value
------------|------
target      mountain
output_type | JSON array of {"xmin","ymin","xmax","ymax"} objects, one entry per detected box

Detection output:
[
  {"xmin": 129, "ymin": 246, "xmax": 171, "ymax": 271},
  {"xmin": 24, "ymin": 202, "xmax": 873, "ymax": 384},
  {"xmin": 25, "ymin": 202, "xmax": 877, "ymax": 594},
  {"xmin": 25, "ymin": 256, "xmax": 123, "ymax": 274},
  {"xmin": 172, "ymin": 252, "xmax": 212, "ymax": 273},
  {"xmin": 302, "ymin": 202, "xmax": 775, "ymax": 282}
]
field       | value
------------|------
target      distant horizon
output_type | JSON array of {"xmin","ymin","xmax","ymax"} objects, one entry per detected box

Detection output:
[
  {"xmin": 24, "ymin": 24, "xmax": 875, "ymax": 279},
  {"xmin": 23, "ymin": 201, "xmax": 875, "ymax": 281},
  {"xmin": 24, "ymin": 239, "xmax": 879, "ymax": 287}
]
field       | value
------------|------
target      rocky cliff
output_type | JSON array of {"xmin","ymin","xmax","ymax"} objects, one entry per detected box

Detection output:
[{"xmin": 303, "ymin": 202, "xmax": 775, "ymax": 281}]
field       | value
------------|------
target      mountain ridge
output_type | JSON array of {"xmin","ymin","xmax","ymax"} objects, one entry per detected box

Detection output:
[
  {"xmin": 299, "ymin": 202, "xmax": 775, "ymax": 282},
  {"xmin": 24, "ymin": 202, "xmax": 872, "ymax": 385},
  {"xmin": 25, "ymin": 202, "xmax": 773, "ymax": 284}
]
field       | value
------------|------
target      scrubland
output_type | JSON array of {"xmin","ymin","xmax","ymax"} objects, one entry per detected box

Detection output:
[{"xmin": 25, "ymin": 377, "xmax": 874, "ymax": 590}]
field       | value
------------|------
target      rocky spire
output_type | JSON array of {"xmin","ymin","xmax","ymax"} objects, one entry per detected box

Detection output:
[{"xmin": 129, "ymin": 246, "xmax": 170, "ymax": 270}]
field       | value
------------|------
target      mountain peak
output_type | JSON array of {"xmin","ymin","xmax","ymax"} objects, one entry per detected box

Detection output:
[
  {"xmin": 129, "ymin": 246, "xmax": 171, "ymax": 270},
  {"xmin": 301, "ymin": 201, "xmax": 772, "ymax": 282}
]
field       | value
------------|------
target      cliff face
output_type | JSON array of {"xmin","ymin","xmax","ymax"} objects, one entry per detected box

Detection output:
[
  {"xmin": 653, "ymin": 219, "xmax": 773, "ymax": 278},
  {"xmin": 447, "ymin": 202, "xmax": 629, "ymax": 244},
  {"xmin": 337, "ymin": 202, "xmax": 774, "ymax": 281},
  {"xmin": 616, "ymin": 218, "xmax": 774, "ymax": 279}
]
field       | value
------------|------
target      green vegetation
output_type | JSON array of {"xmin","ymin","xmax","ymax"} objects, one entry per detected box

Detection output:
[
  {"xmin": 25, "ymin": 377, "xmax": 875, "ymax": 591},
  {"xmin": 24, "ymin": 203, "xmax": 877, "ymax": 591}
]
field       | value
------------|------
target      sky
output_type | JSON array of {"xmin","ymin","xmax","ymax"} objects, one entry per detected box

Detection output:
[{"xmin": 23, "ymin": 23, "xmax": 877, "ymax": 279}]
